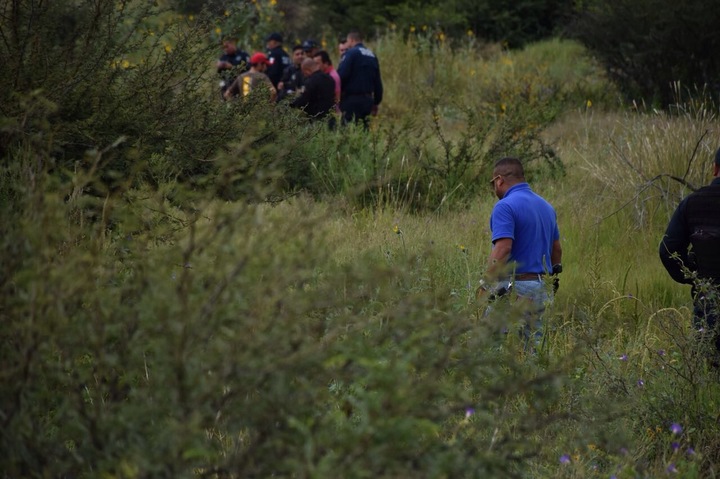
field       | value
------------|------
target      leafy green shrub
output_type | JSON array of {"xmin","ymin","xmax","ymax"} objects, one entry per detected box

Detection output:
[
  {"xmin": 2, "ymin": 146, "xmax": 572, "ymax": 477},
  {"xmin": 1, "ymin": 0, "xmax": 238, "ymax": 188}
]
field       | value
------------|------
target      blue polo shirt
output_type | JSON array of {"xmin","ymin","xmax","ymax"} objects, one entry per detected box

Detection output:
[{"xmin": 490, "ymin": 183, "xmax": 559, "ymax": 274}]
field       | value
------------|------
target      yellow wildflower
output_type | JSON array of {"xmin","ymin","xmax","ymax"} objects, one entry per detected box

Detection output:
[
  {"xmin": 270, "ymin": 0, "xmax": 277, "ymax": 5},
  {"xmin": 410, "ymin": 25, "xmax": 416, "ymax": 33},
  {"xmin": 393, "ymin": 225, "xmax": 400, "ymax": 235},
  {"xmin": 224, "ymin": 10, "xmax": 230, "ymax": 16},
  {"xmin": 164, "ymin": 44, "xmax": 172, "ymax": 53},
  {"xmin": 586, "ymin": 99, "xmax": 593, "ymax": 108},
  {"xmin": 215, "ymin": 27, "xmax": 222, "ymax": 35},
  {"xmin": 467, "ymin": 29, "xmax": 474, "ymax": 37},
  {"xmin": 121, "ymin": 59, "xmax": 130, "ymax": 69}
]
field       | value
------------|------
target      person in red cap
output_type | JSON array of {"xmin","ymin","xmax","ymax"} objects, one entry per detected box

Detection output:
[{"xmin": 224, "ymin": 52, "xmax": 277, "ymax": 102}]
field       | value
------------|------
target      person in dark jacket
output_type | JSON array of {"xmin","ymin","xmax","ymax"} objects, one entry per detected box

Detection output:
[
  {"xmin": 336, "ymin": 31, "xmax": 383, "ymax": 127},
  {"xmin": 290, "ymin": 58, "xmax": 336, "ymax": 127},
  {"xmin": 265, "ymin": 32, "xmax": 290, "ymax": 88},
  {"xmin": 277, "ymin": 44, "xmax": 305, "ymax": 102},
  {"xmin": 301, "ymin": 38, "xmax": 319, "ymax": 58},
  {"xmin": 660, "ymin": 147, "xmax": 720, "ymax": 355},
  {"xmin": 216, "ymin": 36, "xmax": 250, "ymax": 96}
]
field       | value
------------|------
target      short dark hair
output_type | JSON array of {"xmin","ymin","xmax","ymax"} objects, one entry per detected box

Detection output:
[
  {"xmin": 493, "ymin": 157, "xmax": 525, "ymax": 180},
  {"xmin": 347, "ymin": 31, "xmax": 362, "ymax": 42},
  {"xmin": 292, "ymin": 44, "xmax": 304, "ymax": 53},
  {"xmin": 313, "ymin": 50, "xmax": 332, "ymax": 66}
]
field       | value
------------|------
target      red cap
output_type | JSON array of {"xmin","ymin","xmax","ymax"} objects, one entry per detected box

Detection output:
[{"xmin": 250, "ymin": 52, "xmax": 270, "ymax": 65}]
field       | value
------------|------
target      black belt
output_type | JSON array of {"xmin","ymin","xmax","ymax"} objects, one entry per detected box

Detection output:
[{"xmin": 514, "ymin": 273, "xmax": 545, "ymax": 281}]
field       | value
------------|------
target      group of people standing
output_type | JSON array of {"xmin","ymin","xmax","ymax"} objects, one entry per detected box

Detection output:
[
  {"xmin": 216, "ymin": 31, "xmax": 383, "ymax": 128},
  {"xmin": 215, "ymin": 29, "xmax": 720, "ymax": 365}
]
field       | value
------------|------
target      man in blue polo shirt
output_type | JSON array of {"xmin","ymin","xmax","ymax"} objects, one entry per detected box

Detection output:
[{"xmin": 479, "ymin": 157, "xmax": 563, "ymax": 349}]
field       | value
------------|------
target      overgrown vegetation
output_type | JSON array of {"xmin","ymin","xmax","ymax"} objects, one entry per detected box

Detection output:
[
  {"xmin": 568, "ymin": 0, "xmax": 720, "ymax": 107},
  {"xmin": 2, "ymin": 0, "xmax": 720, "ymax": 478}
]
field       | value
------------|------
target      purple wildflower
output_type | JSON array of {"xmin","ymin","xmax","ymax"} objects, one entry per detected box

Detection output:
[
  {"xmin": 465, "ymin": 407, "xmax": 475, "ymax": 418},
  {"xmin": 686, "ymin": 447, "xmax": 695, "ymax": 456},
  {"xmin": 658, "ymin": 349, "xmax": 666, "ymax": 357},
  {"xmin": 619, "ymin": 354, "xmax": 628, "ymax": 361},
  {"xmin": 619, "ymin": 447, "xmax": 629, "ymax": 456},
  {"xmin": 559, "ymin": 454, "xmax": 571, "ymax": 464},
  {"xmin": 671, "ymin": 442, "xmax": 680, "ymax": 452},
  {"xmin": 667, "ymin": 463, "xmax": 678, "ymax": 473},
  {"xmin": 637, "ymin": 378, "xmax": 645, "ymax": 387},
  {"xmin": 670, "ymin": 423, "xmax": 682, "ymax": 435}
]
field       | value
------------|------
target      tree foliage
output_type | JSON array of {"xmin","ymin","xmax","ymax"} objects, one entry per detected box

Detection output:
[
  {"xmin": 303, "ymin": 0, "xmax": 573, "ymax": 47},
  {"xmin": 568, "ymin": 0, "xmax": 720, "ymax": 107}
]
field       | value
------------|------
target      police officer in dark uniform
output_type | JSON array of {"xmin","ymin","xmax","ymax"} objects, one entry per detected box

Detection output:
[
  {"xmin": 265, "ymin": 32, "xmax": 290, "ymax": 89},
  {"xmin": 301, "ymin": 39, "xmax": 319, "ymax": 58},
  {"xmin": 336, "ymin": 31, "xmax": 383, "ymax": 127},
  {"xmin": 277, "ymin": 44, "xmax": 305, "ymax": 102},
  {"xmin": 660, "ymin": 147, "xmax": 720, "ymax": 355},
  {"xmin": 216, "ymin": 36, "xmax": 250, "ymax": 96}
]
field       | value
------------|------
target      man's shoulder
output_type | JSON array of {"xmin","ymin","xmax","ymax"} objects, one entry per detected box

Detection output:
[
  {"xmin": 695, "ymin": 181, "xmax": 720, "ymax": 194},
  {"xmin": 318, "ymin": 71, "xmax": 334, "ymax": 83}
]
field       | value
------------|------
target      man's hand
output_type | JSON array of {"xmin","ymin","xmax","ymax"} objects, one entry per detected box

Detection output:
[
  {"xmin": 551, "ymin": 263, "xmax": 562, "ymax": 293},
  {"xmin": 476, "ymin": 280, "xmax": 512, "ymax": 302}
]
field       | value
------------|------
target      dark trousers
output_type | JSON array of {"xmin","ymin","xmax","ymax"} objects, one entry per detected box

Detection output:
[
  {"xmin": 693, "ymin": 292, "xmax": 720, "ymax": 354},
  {"xmin": 340, "ymin": 95, "xmax": 373, "ymax": 128}
]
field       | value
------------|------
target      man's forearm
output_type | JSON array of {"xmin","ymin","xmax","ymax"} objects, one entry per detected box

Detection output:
[
  {"xmin": 486, "ymin": 238, "xmax": 512, "ymax": 280},
  {"xmin": 551, "ymin": 239, "xmax": 562, "ymax": 267}
]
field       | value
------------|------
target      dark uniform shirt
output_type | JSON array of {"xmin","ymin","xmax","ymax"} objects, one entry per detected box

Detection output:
[
  {"xmin": 278, "ymin": 65, "xmax": 304, "ymax": 101},
  {"xmin": 218, "ymin": 49, "xmax": 250, "ymax": 73},
  {"xmin": 218, "ymin": 49, "xmax": 250, "ymax": 93},
  {"xmin": 336, "ymin": 43, "xmax": 383, "ymax": 105},
  {"xmin": 290, "ymin": 70, "xmax": 335, "ymax": 119},
  {"xmin": 660, "ymin": 177, "xmax": 720, "ymax": 284},
  {"xmin": 266, "ymin": 46, "xmax": 290, "ymax": 88}
]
